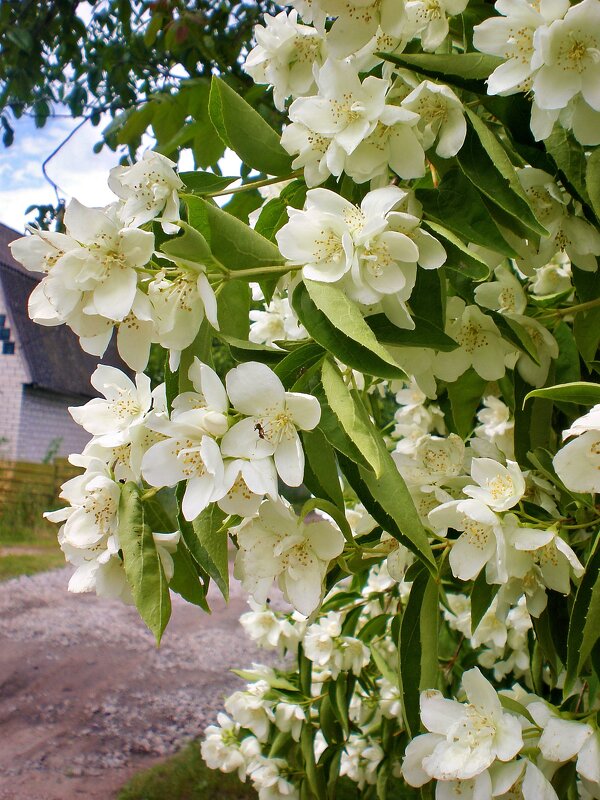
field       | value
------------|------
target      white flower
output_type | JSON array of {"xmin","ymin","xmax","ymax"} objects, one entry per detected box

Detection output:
[
  {"xmin": 393, "ymin": 433, "xmax": 465, "ymax": 486},
  {"xmin": 201, "ymin": 713, "xmax": 261, "ymax": 780},
  {"xmin": 9, "ymin": 225, "xmax": 79, "ymax": 274},
  {"xmin": 289, "ymin": 58, "xmax": 388, "ymax": 158},
  {"xmin": 509, "ymin": 314, "xmax": 559, "ymax": 388},
  {"xmin": 284, "ymin": 59, "xmax": 425, "ymax": 184},
  {"xmin": 532, "ymin": 0, "xmax": 600, "ymax": 113},
  {"xmin": 506, "ymin": 517, "xmax": 585, "ymax": 597},
  {"xmin": 530, "ymin": 254, "xmax": 572, "ymax": 296},
  {"xmin": 249, "ymin": 295, "xmax": 307, "ymax": 346},
  {"xmin": 405, "ymin": 0, "xmax": 469, "ymax": 51},
  {"xmin": 225, "ymin": 682, "xmax": 273, "ymax": 742},
  {"xmin": 538, "ymin": 716, "xmax": 600, "ymax": 784},
  {"xmin": 473, "ymin": 0, "xmax": 569, "ymax": 96},
  {"xmin": 434, "ymin": 298, "xmax": 517, "ymax": 382},
  {"xmin": 512, "ymin": 168, "xmax": 600, "ymax": 272},
  {"xmin": 464, "ymin": 458, "xmax": 526, "ymax": 512},
  {"xmin": 240, "ymin": 601, "xmax": 304, "ymax": 652},
  {"xmin": 402, "ymin": 668, "xmax": 523, "ymax": 784},
  {"xmin": 340, "ymin": 735, "xmax": 384, "ymax": 789},
  {"xmin": 222, "ymin": 361, "xmax": 320, "ymax": 487},
  {"xmin": 554, "ymin": 427, "xmax": 600, "ymax": 493},
  {"xmin": 274, "ymin": 702, "xmax": 305, "ymax": 741},
  {"xmin": 27, "ymin": 199, "xmax": 154, "ymax": 324},
  {"xmin": 142, "ymin": 360, "xmax": 228, "ymax": 520},
  {"xmin": 249, "ymin": 757, "xmax": 299, "ymax": 800},
  {"xmin": 491, "ymin": 758, "xmax": 559, "ymax": 799},
  {"xmin": 321, "ymin": 0, "xmax": 405, "ymax": 57},
  {"xmin": 233, "ymin": 499, "xmax": 344, "ymax": 615},
  {"xmin": 108, "ymin": 150, "xmax": 183, "ymax": 234},
  {"xmin": 147, "ymin": 267, "xmax": 218, "ymax": 360},
  {"xmin": 474, "ymin": 265, "xmax": 527, "ymax": 315},
  {"xmin": 69, "ymin": 365, "xmax": 152, "ymax": 446},
  {"xmin": 401, "ymin": 80, "xmax": 467, "ymax": 157},
  {"xmin": 244, "ymin": 10, "xmax": 325, "ymax": 110},
  {"xmin": 303, "ymin": 611, "xmax": 342, "ymax": 667},
  {"xmin": 429, "ymin": 498, "xmax": 507, "ymax": 583},
  {"xmin": 475, "ymin": 396, "xmax": 514, "ymax": 448}
]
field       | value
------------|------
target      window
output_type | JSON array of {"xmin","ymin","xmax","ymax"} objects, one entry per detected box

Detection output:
[{"xmin": 2, "ymin": 341, "xmax": 14, "ymax": 355}]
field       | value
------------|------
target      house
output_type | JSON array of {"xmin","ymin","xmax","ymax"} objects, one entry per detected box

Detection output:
[{"xmin": 0, "ymin": 221, "xmax": 126, "ymax": 463}]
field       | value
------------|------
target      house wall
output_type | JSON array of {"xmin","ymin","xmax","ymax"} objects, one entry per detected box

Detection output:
[
  {"xmin": 17, "ymin": 387, "xmax": 91, "ymax": 463},
  {"xmin": 0, "ymin": 280, "xmax": 29, "ymax": 460}
]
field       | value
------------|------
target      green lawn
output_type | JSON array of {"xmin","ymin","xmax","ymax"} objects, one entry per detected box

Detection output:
[
  {"xmin": 0, "ymin": 500, "xmax": 65, "ymax": 580},
  {"xmin": 117, "ymin": 742, "xmax": 257, "ymax": 800}
]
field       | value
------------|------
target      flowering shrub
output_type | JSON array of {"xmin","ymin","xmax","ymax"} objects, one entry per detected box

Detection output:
[{"xmin": 10, "ymin": 0, "xmax": 600, "ymax": 796}]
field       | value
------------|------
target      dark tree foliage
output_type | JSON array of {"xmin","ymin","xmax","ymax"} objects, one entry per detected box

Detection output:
[{"xmin": 0, "ymin": 0, "xmax": 281, "ymax": 151}]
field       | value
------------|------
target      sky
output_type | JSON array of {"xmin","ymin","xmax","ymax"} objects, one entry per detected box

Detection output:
[
  {"xmin": 0, "ymin": 113, "xmax": 240, "ymax": 233},
  {"xmin": 0, "ymin": 114, "xmax": 122, "ymax": 232}
]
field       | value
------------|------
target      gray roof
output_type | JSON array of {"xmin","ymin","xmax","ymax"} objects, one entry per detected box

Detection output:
[{"xmin": 0, "ymin": 222, "xmax": 129, "ymax": 399}]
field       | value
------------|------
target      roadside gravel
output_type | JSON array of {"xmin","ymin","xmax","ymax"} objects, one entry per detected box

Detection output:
[{"xmin": 0, "ymin": 566, "xmax": 271, "ymax": 799}]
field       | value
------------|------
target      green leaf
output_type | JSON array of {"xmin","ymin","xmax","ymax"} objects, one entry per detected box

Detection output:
[
  {"xmin": 160, "ymin": 220, "xmax": 215, "ymax": 270},
  {"xmin": 565, "ymin": 535, "xmax": 600, "ymax": 694},
  {"xmin": 417, "ymin": 169, "xmax": 518, "ymax": 258},
  {"xmin": 184, "ymin": 195, "xmax": 283, "ymax": 275},
  {"xmin": 378, "ymin": 52, "xmax": 502, "ymax": 92},
  {"xmin": 366, "ymin": 314, "xmax": 458, "ymax": 352},
  {"xmin": 293, "ymin": 281, "xmax": 405, "ymax": 379},
  {"xmin": 574, "ymin": 307, "xmax": 600, "ymax": 364},
  {"xmin": 208, "ymin": 77, "xmax": 292, "ymax": 176},
  {"xmin": 423, "ymin": 221, "xmax": 490, "ymax": 281},
  {"xmin": 119, "ymin": 483, "xmax": 171, "ymax": 644},
  {"xmin": 399, "ymin": 566, "xmax": 438, "ymax": 737},
  {"xmin": 447, "ymin": 368, "xmax": 487, "ymax": 439},
  {"xmin": 525, "ymin": 381, "xmax": 600, "ymax": 406},
  {"xmin": 337, "ymin": 451, "xmax": 436, "ymax": 573},
  {"xmin": 274, "ymin": 342, "xmax": 325, "ymax": 389},
  {"xmin": 587, "ymin": 148, "xmax": 600, "ymax": 222},
  {"xmin": 459, "ymin": 111, "xmax": 547, "ymax": 237},
  {"xmin": 498, "ymin": 695, "xmax": 537, "ymax": 726},
  {"xmin": 314, "ymin": 384, "xmax": 376, "ymax": 472},
  {"xmin": 302, "ymin": 428, "xmax": 344, "ymax": 509},
  {"xmin": 544, "ymin": 125, "xmax": 591, "ymax": 207},
  {"xmin": 217, "ymin": 280, "xmax": 251, "ymax": 340},
  {"xmin": 169, "ymin": 540, "xmax": 210, "ymax": 611},
  {"xmin": 190, "ymin": 504, "xmax": 229, "ymax": 601},
  {"xmin": 470, "ymin": 571, "xmax": 499, "ymax": 632},
  {"xmin": 321, "ymin": 359, "xmax": 384, "ymax": 477},
  {"xmin": 180, "ymin": 171, "xmax": 239, "ymax": 194},
  {"xmin": 554, "ymin": 322, "xmax": 581, "ymax": 386}
]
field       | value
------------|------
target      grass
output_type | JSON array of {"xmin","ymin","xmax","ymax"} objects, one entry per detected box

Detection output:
[
  {"xmin": 117, "ymin": 742, "xmax": 398, "ymax": 800},
  {"xmin": 117, "ymin": 742, "xmax": 257, "ymax": 800},
  {"xmin": 0, "ymin": 550, "xmax": 65, "ymax": 580},
  {"xmin": 0, "ymin": 496, "xmax": 65, "ymax": 581}
]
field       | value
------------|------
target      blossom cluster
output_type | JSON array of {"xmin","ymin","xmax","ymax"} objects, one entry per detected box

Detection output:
[
  {"xmin": 203, "ymin": 552, "xmax": 600, "ymax": 800},
  {"xmin": 245, "ymin": 6, "xmax": 469, "ymax": 186},
  {"xmin": 474, "ymin": 0, "xmax": 600, "ymax": 144},
  {"xmin": 10, "ymin": 151, "xmax": 217, "ymax": 372}
]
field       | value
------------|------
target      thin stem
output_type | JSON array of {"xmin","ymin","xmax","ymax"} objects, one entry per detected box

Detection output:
[
  {"xmin": 206, "ymin": 172, "xmax": 302, "ymax": 198},
  {"xmin": 555, "ymin": 296, "xmax": 600, "ymax": 317},
  {"xmin": 225, "ymin": 264, "xmax": 300, "ymax": 279}
]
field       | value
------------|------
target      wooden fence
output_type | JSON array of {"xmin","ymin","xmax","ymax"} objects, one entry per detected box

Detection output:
[{"xmin": 0, "ymin": 458, "xmax": 80, "ymax": 508}]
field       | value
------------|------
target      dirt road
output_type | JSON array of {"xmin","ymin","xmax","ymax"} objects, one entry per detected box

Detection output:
[{"xmin": 0, "ymin": 567, "xmax": 266, "ymax": 799}]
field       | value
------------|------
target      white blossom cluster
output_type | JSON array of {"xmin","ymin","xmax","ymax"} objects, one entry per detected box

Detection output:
[
  {"xmin": 474, "ymin": 0, "xmax": 600, "ymax": 144},
  {"xmin": 245, "ymin": 5, "xmax": 469, "ymax": 186},
  {"xmin": 9, "ymin": 151, "xmax": 220, "ymax": 373},
  {"xmin": 204, "ymin": 549, "xmax": 600, "ymax": 800}
]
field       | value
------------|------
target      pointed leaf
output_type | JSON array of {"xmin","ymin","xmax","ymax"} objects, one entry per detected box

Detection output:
[{"xmin": 119, "ymin": 482, "xmax": 171, "ymax": 644}]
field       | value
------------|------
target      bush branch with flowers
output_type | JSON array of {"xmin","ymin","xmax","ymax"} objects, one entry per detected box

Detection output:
[{"xmin": 10, "ymin": 0, "xmax": 600, "ymax": 796}]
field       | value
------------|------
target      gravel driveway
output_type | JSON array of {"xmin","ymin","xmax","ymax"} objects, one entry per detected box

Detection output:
[{"xmin": 0, "ymin": 566, "xmax": 267, "ymax": 799}]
